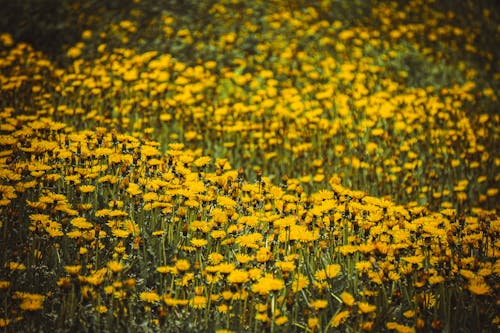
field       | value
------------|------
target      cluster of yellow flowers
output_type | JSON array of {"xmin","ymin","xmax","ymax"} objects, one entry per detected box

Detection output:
[{"xmin": 0, "ymin": 0, "xmax": 498, "ymax": 332}]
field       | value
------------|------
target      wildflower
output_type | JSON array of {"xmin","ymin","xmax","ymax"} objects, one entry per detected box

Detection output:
[
  {"xmin": 175, "ymin": 259, "xmax": 191, "ymax": 272},
  {"xmin": 140, "ymin": 291, "xmax": 161, "ymax": 303},
  {"xmin": 255, "ymin": 247, "xmax": 272, "ymax": 263},
  {"xmin": 191, "ymin": 238, "xmax": 208, "ymax": 247},
  {"xmin": 355, "ymin": 261, "xmax": 372, "ymax": 274},
  {"xmin": 235, "ymin": 232, "xmax": 263, "ymax": 248},
  {"xmin": 210, "ymin": 230, "xmax": 227, "ymax": 239},
  {"xmin": 468, "ymin": 279, "xmax": 492, "ymax": 296},
  {"xmin": 276, "ymin": 261, "xmax": 296, "ymax": 272},
  {"xmin": 314, "ymin": 269, "xmax": 326, "ymax": 281},
  {"xmin": 95, "ymin": 305, "xmax": 108, "ymax": 313},
  {"xmin": 275, "ymin": 316, "xmax": 288, "ymax": 325},
  {"xmin": 208, "ymin": 253, "xmax": 224, "ymax": 265},
  {"xmin": 361, "ymin": 321, "xmax": 374, "ymax": 331},
  {"xmin": 234, "ymin": 253, "xmax": 254, "ymax": 264},
  {"xmin": 112, "ymin": 229, "xmax": 130, "ymax": 238},
  {"xmin": 194, "ymin": 156, "xmax": 211, "ymax": 168},
  {"xmin": 358, "ymin": 302, "xmax": 376, "ymax": 314},
  {"xmin": 340, "ymin": 291, "xmax": 355, "ymax": 306},
  {"xmin": 79, "ymin": 185, "xmax": 96, "ymax": 193},
  {"xmin": 291, "ymin": 273, "xmax": 310, "ymax": 293},
  {"xmin": 330, "ymin": 310, "xmax": 350, "ymax": 327},
  {"xmin": 0, "ymin": 318, "xmax": 10, "ymax": 328},
  {"xmin": 190, "ymin": 295, "xmax": 207, "ymax": 309},
  {"xmin": 325, "ymin": 264, "xmax": 341, "ymax": 278},
  {"xmin": 14, "ymin": 292, "xmax": 45, "ymax": 311},
  {"xmin": 227, "ymin": 269, "xmax": 250, "ymax": 284},
  {"xmin": 386, "ymin": 322, "xmax": 415, "ymax": 333},
  {"xmin": 20, "ymin": 295, "xmax": 45, "ymax": 311},
  {"xmin": 251, "ymin": 274, "xmax": 285, "ymax": 295},
  {"xmin": 71, "ymin": 217, "xmax": 93, "ymax": 229},
  {"xmin": 402, "ymin": 255, "xmax": 425, "ymax": 266},
  {"xmin": 64, "ymin": 265, "xmax": 82, "ymax": 275},
  {"xmin": 310, "ymin": 299, "xmax": 328, "ymax": 310},
  {"xmin": 403, "ymin": 310, "xmax": 415, "ymax": 318},
  {"xmin": 255, "ymin": 312, "xmax": 269, "ymax": 322},
  {"xmin": 107, "ymin": 260, "xmax": 124, "ymax": 273},
  {"xmin": 308, "ymin": 317, "xmax": 319, "ymax": 330},
  {"xmin": 428, "ymin": 275, "xmax": 444, "ymax": 285}
]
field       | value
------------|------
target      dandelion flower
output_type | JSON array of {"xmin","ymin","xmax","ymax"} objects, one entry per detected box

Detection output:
[
  {"xmin": 107, "ymin": 260, "xmax": 124, "ymax": 273},
  {"xmin": 175, "ymin": 259, "xmax": 191, "ymax": 272},
  {"xmin": 275, "ymin": 316, "xmax": 288, "ymax": 325},
  {"xmin": 190, "ymin": 295, "xmax": 207, "ymax": 309},
  {"xmin": 468, "ymin": 279, "xmax": 492, "ymax": 296},
  {"xmin": 140, "ymin": 291, "xmax": 161, "ymax": 303},
  {"xmin": 310, "ymin": 299, "xmax": 328, "ymax": 310},
  {"xmin": 325, "ymin": 264, "xmax": 341, "ymax": 278},
  {"xmin": 330, "ymin": 310, "xmax": 350, "ymax": 328},
  {"xmin": 358, "ymin": 302, "xmax": 376, "ymax": 314},
  {"xmin": 227, "ymin": 269, "xmax": 250, "ymax": 284},
  {"xmin": 71, "ymin": 217, "xmax": 93, "ymax": 229},
  {"xmin": 340, "ymin": 291, "xmax": 355, "ymax": 306},
  {"xmin": 251, "ymin": 274, "xmax": 284, "ymax": 295}
]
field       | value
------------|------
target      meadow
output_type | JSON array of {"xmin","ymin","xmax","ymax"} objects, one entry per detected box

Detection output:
[{"xmin": 0, "ymin": 0, "xmax": 499, "ymax": 332}]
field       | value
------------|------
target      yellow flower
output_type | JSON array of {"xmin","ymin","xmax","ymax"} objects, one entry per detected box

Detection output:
[
  {"xmin": 340, "ymin": 291, "xmax": 356, "ymax": 306},
  {"xmin": 358, "ymin": 302, "xmax": 376, "ymax": 314},
  {"xmin": 315, "ymin": 269, "xmax": 326, "ymax": 281},
  {"xmin": 310, "ymin": 299, "xmax": 328, "ymax": 310},
  {"xmin": 140, "ymin": 291, "xmax": 161, "ymax": 303},
  {"xmin": 276, "ymin": 261, "xmax": 296, "ymax": 272},
  {"xmin": 255, "ymin": 247, "xmax": 272, "ymax": 263},
  {"xmin": 14, "ymin": 292, "xmax": 45, "ymax": 311},
  {"xmin": 234, "ymin": 253, "xmax": 254, "ymax": 264},
  {"xmin": 402, "ymin": 255, "xmax": 425, "ymax": 266},
  {"xmin": 107, "ymin": 260, "xmax": 124, "ymax": 273},
  {"xmin": 194, "ymin": 156, "xmax": 211, "ymax": 168},
  {"xmin": 251, "ymin": 274, "xmax": 285, "ymax": 295},
  {"xmin": 64, "ymin": 265, "xmax": 82, "ymax": 275},
  {"xmin": 208, "ymin": 253, "xmax": 224, "ymax": 264},
  {"xmin": 403, "ymin": 310, "xmax": 415, "ymax": 318},
  {"xmin": 325, "ymin": 264, "xmax": 341, "ymax": 278},
  {"xmin": 255, "ymin": 312, "xmax": 269, "ymax": 322},
  {"xmin": 8, "ymin": 262, "xmax": 26, "ymax": 271},
  {"xmin": 95, "ymin": 305, "xmax": 108, "ymax": 313},
  {"xmin": 468, "ymin": 279, "xmax": 492, "ymax": 296},
  {"xmin": 235, "ymin": 232, "xmax": 263, "ymax": 248},
  {"xmin": 71, "ymin": 217, "xmax": 93, "ymax": 229},
  {"xmin": 308, "ymin": 317, "xmax": 319, "ymax": 330},
  {"xmin": 355, "ymin": 261, "xmax": 372, "ymax": 273},
  {"xmin": 227, "ymin": 269, "xmax": 250, "ymax": 284},
  {"xmin": 20, "ymin": 297, "xmax": 44, "ymax": 311},
  {"xmin": 190, "ymin": 295, "xmax": 207, "ymax": 309},
  {"xmin": 191, "ymin": 238, "xmax": 208, "ymax": 247},
  {"xmin": 330, "ymin": 310, "xmax": 350, "ymax": 328},
  {"xmin": 79, "ymin": 185, "xmax": 96, "ymax": 193},
  {"xmin": 291, "ymin": 273, "xmax": 309, "ymax": 293},
  {"xmin": 175, "ymin": 259, "xmax": 191, "ymax": 272},
  {"xmin": 0, "ymin": 317, "xmax": 11, "ymax": 328},
  {"xmin": 275, "ymin": 316, "xmax": 288, "ymax": 325},
  {"xmin": 112, "ymin": 229, "xmax": 130, "ymax": 238},
  {"xmin": 428, "ymin": 275, "xmax": 444, "ymax": 285},
  {"xmin": 157, "ymin": 266, "xmax": 177, "ymax": 274},
  {"xmin": 386, "ymin": 322, "xmax": 415, "ymax": 333}
]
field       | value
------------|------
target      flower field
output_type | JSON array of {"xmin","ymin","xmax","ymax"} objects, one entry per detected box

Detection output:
[{"xmin": 0, "ymin": 0, "xmax": 499, "ymax": 332}]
